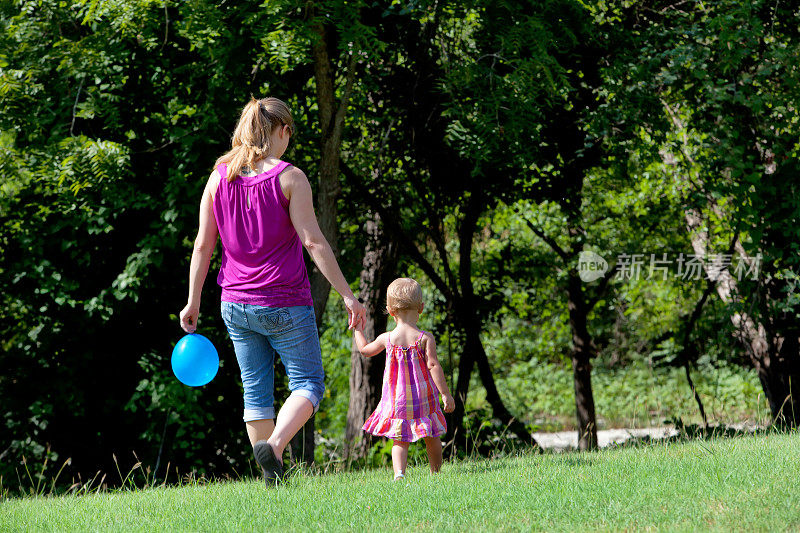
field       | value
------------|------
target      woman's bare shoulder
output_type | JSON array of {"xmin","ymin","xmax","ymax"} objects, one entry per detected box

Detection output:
[
  {"xmin": 279, "ymin": 165, "xmax": 308, "ymax": 201},
  {"xmin": 281, "ymin": 165, "xmax": 307, "ymax": 183},
  {"xmin": 207, "ymin": 168, "xmax": 223, "ymax": 198}
]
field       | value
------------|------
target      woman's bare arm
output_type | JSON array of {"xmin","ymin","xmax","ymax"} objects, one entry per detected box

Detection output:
[
  {"xmin": 282, "ymin": 167, "xmax": 366, "ymax": 330},
  {"xmin": 179, "ymin": 171, "xmax": 220, "ymax": 333}
]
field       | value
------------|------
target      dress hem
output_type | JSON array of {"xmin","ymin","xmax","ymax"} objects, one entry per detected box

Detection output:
[{"xmin": 362, "ymin": 413, "xmax": 447, "ymax": 442}]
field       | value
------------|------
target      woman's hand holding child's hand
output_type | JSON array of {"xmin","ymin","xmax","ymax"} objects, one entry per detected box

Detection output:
[
  {"xmin": 343, "ymin": 295, "xmax": 366, "ymax": 331},
  {"xmin": 441, "ymin": 393, "xmax": 455, "ymax": 413}
]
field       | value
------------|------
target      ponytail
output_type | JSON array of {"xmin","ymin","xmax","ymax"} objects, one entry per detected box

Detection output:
[{"xmin": 215, "ymin": 97, "xmax": 294, "ymax": 183}]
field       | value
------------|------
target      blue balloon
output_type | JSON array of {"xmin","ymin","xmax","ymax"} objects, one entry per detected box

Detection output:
[{"xmin": 171, "ymin": 333, "xmax": 219, "ymax": 387}]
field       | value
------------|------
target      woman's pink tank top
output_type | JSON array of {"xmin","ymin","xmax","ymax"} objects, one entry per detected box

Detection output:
[{"xmin": 212, "ymin": 162, "xmax": 313, "ymax": 307}]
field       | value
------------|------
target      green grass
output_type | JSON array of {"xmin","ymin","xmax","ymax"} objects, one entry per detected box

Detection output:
[{"xmin": 3, "ymin": 433, "xmax": 800, "ymax": 532}]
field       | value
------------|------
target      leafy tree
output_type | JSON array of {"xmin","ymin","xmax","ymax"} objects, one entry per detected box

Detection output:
[
  {"xmin": 337, "ymin": 0, "xmax": 574, "ymax": 449},
  {"xmin": 623, "ymin": 0, "xmax": 800, "ymax": 424},
  {"xmin": 0, "ymin": 0, "xmax": 343, "ymax": 486}
]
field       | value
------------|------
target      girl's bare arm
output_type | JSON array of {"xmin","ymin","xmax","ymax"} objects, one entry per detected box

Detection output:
[
  {"xmin": 354, "ymin": 331, "xmax": 389, "ymax": 357},
  {"xmin": 423, "ymin": 334, "xmax": 455, "ymax": 412}
]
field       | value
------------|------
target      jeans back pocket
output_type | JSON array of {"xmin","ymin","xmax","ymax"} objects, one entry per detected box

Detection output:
[{"xmin": 253, "ymin": 307, "xmax": 293, "ymax": 334}]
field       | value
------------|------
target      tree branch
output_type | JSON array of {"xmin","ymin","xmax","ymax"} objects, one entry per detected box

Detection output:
[
  {"xmin": 586, "ymin": 261, "xmax": 620, "ymax": 312},
  {"xmin": 431, "ymin": 220, "xmax": 459, "ymax": 294},
  {"xmin": 69, "ymin": 77, "xmax": 84, "ymax": 137},
  {"xmin": 522, "ymin": 217, "xmax": 570, "ymax": 263},
  {"xmin": 339, "ymin": 160, "xmax": 456, "ymax": 303},
  {"xmin": 334, "ymin": 53, "xmax": 357, "ymax": 136}
]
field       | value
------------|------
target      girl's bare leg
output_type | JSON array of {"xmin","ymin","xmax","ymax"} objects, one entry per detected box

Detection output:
[
  {"xmin": 424, "ymin": 437, "xmax": 443, "ymax": 473},
  {"xmin": 391, "ymin": 440, "xmax": 410, "ymax": 478}
]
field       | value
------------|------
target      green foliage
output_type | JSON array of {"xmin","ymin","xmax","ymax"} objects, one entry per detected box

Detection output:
[
  {"xmin": 624, "ymin": 0, "xmax": 800, "ymax": 330},
  {"xmin": 0, "ymin": 0, "xmax": 322, "ymax": 490},
  {"xmin": 494, "ymin": 358, "xmax": 765, "ymax": 432},
  {"xmin": 3, "ymin": 0, "xmax": 800, "ymax": 496}
]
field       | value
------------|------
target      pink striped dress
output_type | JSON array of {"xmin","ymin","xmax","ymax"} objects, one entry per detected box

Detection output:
[{"xmin": 362, "ymin": 330, "xmax": 447, "ymax": 442}]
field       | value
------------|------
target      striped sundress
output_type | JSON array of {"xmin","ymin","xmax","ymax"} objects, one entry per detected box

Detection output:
[{"xmin": 362, "ymin": 330, "xmax": 447, "ymax": 442}]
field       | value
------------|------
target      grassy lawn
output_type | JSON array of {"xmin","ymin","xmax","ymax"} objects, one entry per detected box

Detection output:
[{"xmin": 3, "ymin": 433, "xmax": 799, "ymax": 532}]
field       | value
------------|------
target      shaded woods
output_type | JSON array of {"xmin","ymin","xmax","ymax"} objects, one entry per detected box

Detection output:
[{"xmin": 2, "ymin": 0, "xmax": 800, "ymax": 492}]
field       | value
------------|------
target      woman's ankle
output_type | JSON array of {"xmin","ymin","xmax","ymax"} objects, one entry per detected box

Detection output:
[{"xmin": 265, "ymin": 439, "xmax": 284, "ymax": 465}]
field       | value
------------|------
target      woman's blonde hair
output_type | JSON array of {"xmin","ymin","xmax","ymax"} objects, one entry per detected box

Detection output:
[
  {"xmin": 386, "ymin": 278, "xmax": 423, "ymax": 313},
  {"xmin": 214, "ymin": 97, "xmax": 294, "ymax": 183}
]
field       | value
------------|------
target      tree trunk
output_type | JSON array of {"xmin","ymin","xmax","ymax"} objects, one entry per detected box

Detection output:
[
  {"xmin": 446, "ymin": 197, "xmax": 535, "ymax": 449},
  {"xmin": 345, "ymin": 212, "xmax": 397, "ymax": 461},
  {"xmin": 567, "ymin": 273, "xmax": 599, "ymax": 451},
  {"xmin": 471, "ymin": 327, "xmax": 536, "ymax": 446},
  {"xmin": 449, "ymin": 313, "xmax": 536, "ymax": 449},
  {"xmin": 291, "ymin": 22, "xmax": 356, "ymax": 465},
  {"xmin": 758, "ymin": 334, "xmax": 800, "ymax": 426},
  {"xmin": 526, "ymin": 211, "xmax": 600, "ymax": 451},
  {"xmin": 684, "ymin": 208, "xmax": 800, "ymax": 425},
  {"xmin": 448, "ymin": 324, "xmax": 474, "ymax": 452},
  {"xmin": 309, "ymin": 21, "xmax": 354, "ymax": 327}
]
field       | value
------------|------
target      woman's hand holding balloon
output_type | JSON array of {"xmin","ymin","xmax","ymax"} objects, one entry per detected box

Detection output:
[{"xmin": 179, "ymin": 303, "xmax": 200, "ymax": 333}]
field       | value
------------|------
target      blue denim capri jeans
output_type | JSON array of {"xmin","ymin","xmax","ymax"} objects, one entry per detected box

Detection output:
[{"xmin": 221, "ymin": 302, "xmax": 325, "ymax": 422}]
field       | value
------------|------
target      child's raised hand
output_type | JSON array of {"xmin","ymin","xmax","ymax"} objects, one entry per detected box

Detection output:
[
  {"xmin": 343, "ymin": 296, "xmax": 366, "ymax": 331},
  {"xmin": 351, "ymin": 315, "xmax": 368, "ymax": 335},
  {"xmin": 442, "ymin": 393, "xmax": 455, "ymax": 413}
]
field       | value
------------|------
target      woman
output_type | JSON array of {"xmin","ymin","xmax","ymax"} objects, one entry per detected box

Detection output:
[{"xmin": 179, "ymin": 97, "xmax": 366, "ymax": 486}]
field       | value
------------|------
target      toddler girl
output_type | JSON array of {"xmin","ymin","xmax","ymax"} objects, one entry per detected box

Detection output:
[{"xmin": 354, "ymin": 277, "xmax": 455, "ymax": 480}]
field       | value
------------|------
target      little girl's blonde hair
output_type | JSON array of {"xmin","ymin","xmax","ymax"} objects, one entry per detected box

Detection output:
[
  {"xmin": 214, "ymin": 97, "xmax": 295, "ymax": 182},
  {"xmin": 386, "ymin": 278, "xmax": 423, "ymax": 313}
]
